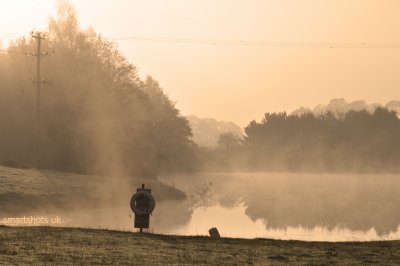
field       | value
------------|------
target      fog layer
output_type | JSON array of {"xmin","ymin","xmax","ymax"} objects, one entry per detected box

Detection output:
[{"xmin": 162, "ymin": 172, "xmax": 400, "ymax": 236}]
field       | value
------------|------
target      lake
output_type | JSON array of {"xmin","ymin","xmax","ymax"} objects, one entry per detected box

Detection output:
[{"xmin": 153, "ymin": 172, "xmax": 400, "ymax": 241}]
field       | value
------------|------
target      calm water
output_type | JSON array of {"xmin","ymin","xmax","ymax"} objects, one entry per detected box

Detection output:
[
  {"xmin": 32, "ymin": 172, "xmax": 400, "ymax": 242},
  {"xmin": 155, "ymin": 172, "xmax": 400, "ymax": 241}
]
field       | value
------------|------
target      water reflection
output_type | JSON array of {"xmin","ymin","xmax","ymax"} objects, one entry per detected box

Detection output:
[
  {"xmin": 160, "ymin": 204, "xmax": 400, "ymax": 241},
  {"xmin": 159, "ymin": 172, "xmax": 400, "ymax": 241}
]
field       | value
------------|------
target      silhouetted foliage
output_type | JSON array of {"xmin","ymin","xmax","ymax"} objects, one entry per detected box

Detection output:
[
  {"xmin": 198, "ymin": 107, "xmax": 400, "ymax": 173},
  {"xmin": 217, "ymin": 132, "xmax": 241, "ymax": 150},
  {"xmin": 0, "ymin": 2, "xmax": 194, "ymax": 177},
  {"xmin": 291, "ymin": 98, "xmax": 400, "ymax": 118},
  {"xmin": 240, "ymin": 107, "xmax": 400, "ymax": 172}
]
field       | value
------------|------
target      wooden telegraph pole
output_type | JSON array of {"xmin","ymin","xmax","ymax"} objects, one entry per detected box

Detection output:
[{"xmin": 29, "ymin": 32, "xmax": 48, "ymax": 169}]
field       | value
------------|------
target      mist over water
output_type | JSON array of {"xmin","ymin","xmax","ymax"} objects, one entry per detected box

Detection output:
[
  {"xmin": 3, "ymin": 164, "xmax": 400, "ymax": 241},
  {"xmin": 155, "ymin": 172, "xmax": 400, "ymax": 241},
  {"xmin": 44, "ymin": 171, "xmax": 400, "ymax": 242},
  {"xmin": 11, "ymin": 171, "xmax": 399, "ymax": 242}
]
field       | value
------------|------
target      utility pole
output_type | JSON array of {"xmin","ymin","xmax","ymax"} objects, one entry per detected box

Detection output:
[{"xmin": 29, "ymin": 31, "xmax": 48, "ymax": 169}]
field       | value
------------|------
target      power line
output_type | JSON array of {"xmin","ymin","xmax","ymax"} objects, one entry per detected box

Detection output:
[
  {"xmin": 111, "ymin": 36, "xmax": 400, "ymax": 48},
  {"xmin": 3, "ymin": 34, "xmax": 400, "ymax": 49}
]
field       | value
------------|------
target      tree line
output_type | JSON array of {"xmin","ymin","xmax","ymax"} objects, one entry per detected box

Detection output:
[
  {"xmin": 0, "ymin": 3, "xmax": 195, "ymax": 177},
  {"xmin": 201, "ymin": 107, "xmax": 400, "ymax": 173}
]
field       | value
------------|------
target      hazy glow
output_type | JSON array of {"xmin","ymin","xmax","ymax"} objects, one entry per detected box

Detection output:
[
  {"xmin": 1, "ymin": 0, "xmax": 400, "ymax": 125},
  {"xmin": 0, "ymin": 0, "xmax": 55, "ymax": 43}
]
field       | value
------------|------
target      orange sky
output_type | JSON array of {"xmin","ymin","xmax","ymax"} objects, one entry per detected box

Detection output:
[{"xmin": 1, "ymin": 0, "xmax": 400, "ymax": 126}]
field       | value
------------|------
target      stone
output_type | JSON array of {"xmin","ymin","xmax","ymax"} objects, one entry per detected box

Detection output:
[{"xmin": 209, "ymin": 227, "xmax": 220, "ymax": 238}]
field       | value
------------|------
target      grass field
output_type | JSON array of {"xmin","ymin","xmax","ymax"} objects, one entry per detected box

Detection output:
[
  {"xmin": 0, "ymin": 165, "xmax": 185, "ymax": 216},
  {"xmin": 1, "ymin": 226, "xmax": 400, "ymax": 265}
]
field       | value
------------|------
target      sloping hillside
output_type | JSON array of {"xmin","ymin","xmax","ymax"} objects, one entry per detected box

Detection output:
[{"xmin": 0, "ymin": 166, "xmax": 185, "ymax": 228}]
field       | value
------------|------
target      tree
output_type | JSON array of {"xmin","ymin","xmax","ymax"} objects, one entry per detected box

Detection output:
[
  {"xmin": 0, "ymin": 1, "xmax": 196, "ymax": 177},
  {"xmin": 142, "ymin": 76, "xmax": 196, "ymax": 173},
  {"xmin": 217, "ymin": 132, "xmax": 241, "ymax": 150}
]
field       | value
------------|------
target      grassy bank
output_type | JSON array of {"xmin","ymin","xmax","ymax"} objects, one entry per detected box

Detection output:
[
  {"xmin": 0, "ymin": 165, "xmax": 185, "ymax": 217},
  {"xmin": 1, "ymin": 226, "xmax": 400, "ymax": 265}
]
